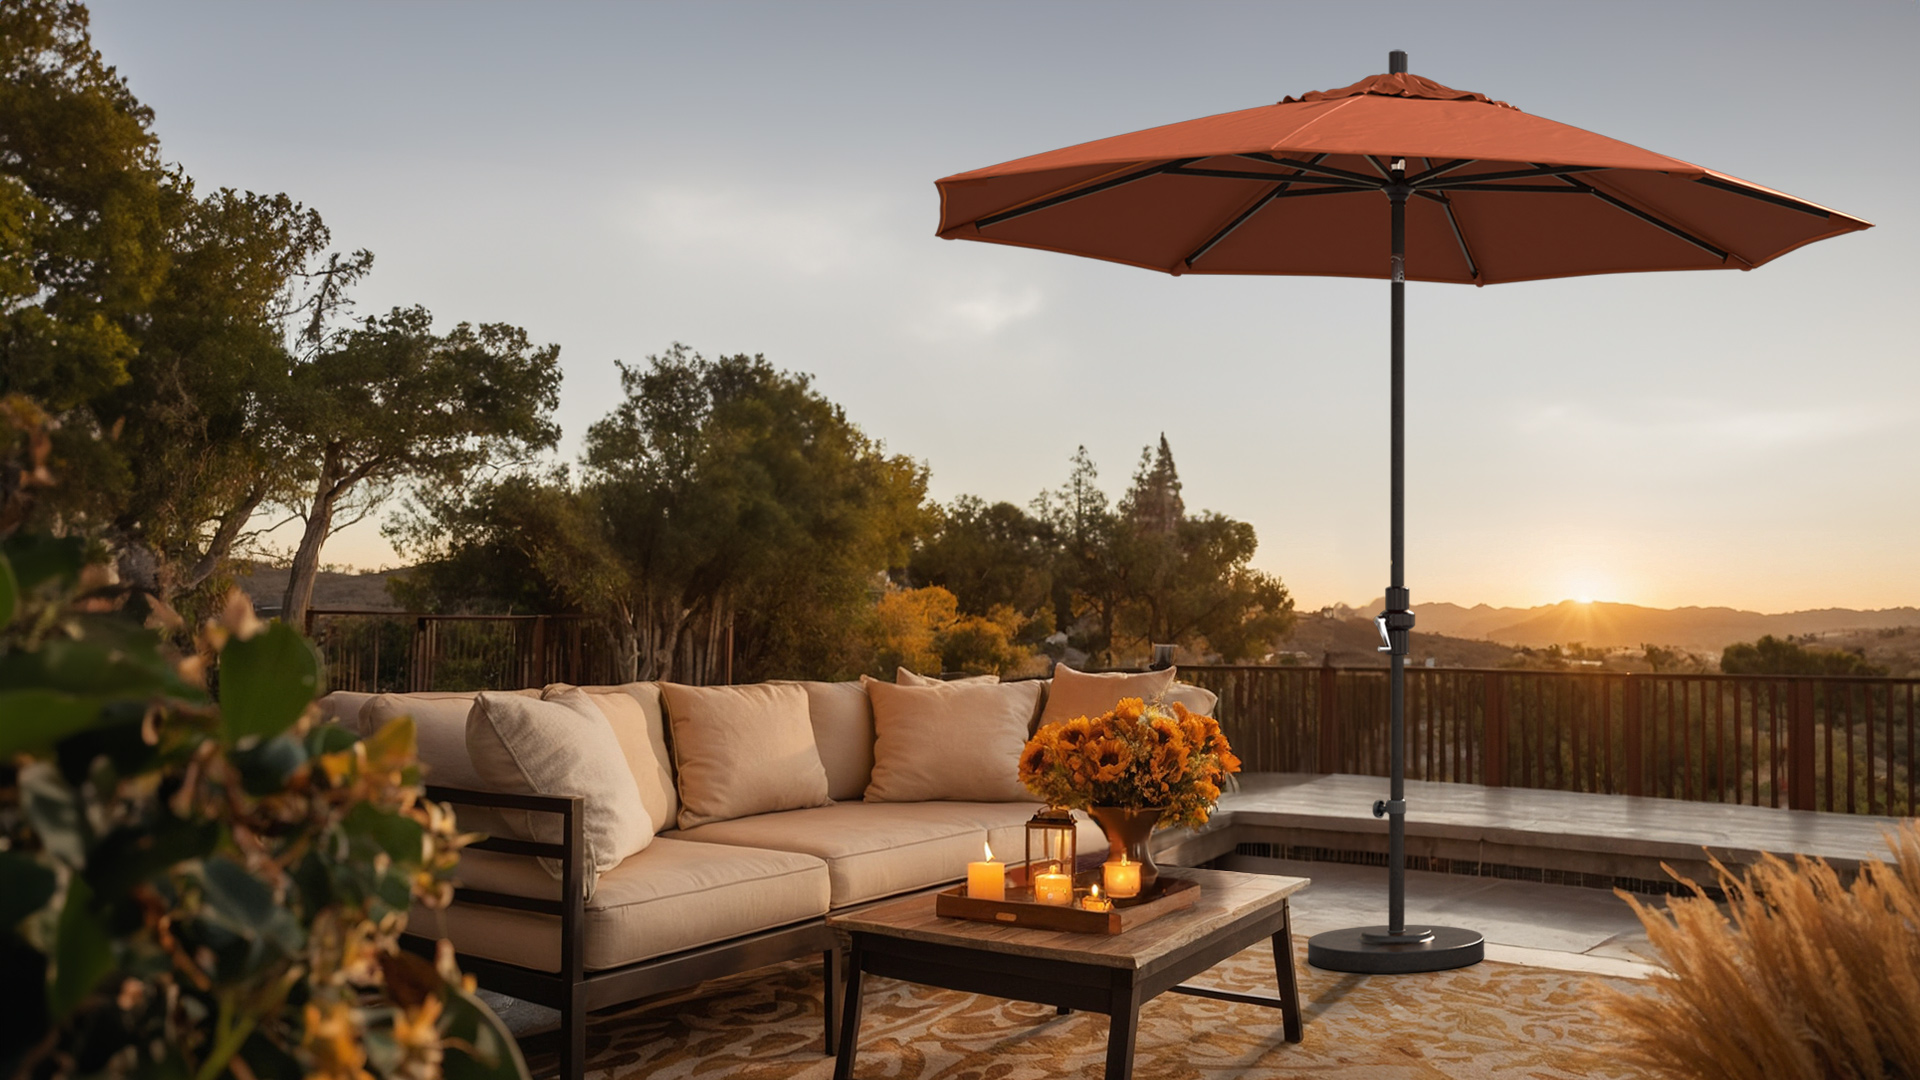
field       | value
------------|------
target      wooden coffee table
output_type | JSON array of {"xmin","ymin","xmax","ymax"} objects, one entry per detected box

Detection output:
[{"xmin": 828, "ymin": 866, "xmax": 1308, "ymax": 1080}]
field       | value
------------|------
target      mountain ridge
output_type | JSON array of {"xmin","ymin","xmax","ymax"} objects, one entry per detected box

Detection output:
[{"xmin": 1352, "ymin": 599, "xmax": 1920, "ymax": 651}]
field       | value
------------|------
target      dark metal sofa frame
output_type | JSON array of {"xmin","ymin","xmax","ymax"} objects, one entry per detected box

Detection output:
[{"xmin": 400, "ymin": 786, "xmax": 841, "ymax": 1080}]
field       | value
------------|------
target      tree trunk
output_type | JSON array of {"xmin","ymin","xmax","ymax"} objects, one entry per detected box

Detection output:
[
  {"xmin": 181, "ymin": 482, "xmax": 270, "ymax": 594},
  {"xmin": 281, "ymin": 483, "xmax": 337, "ymax": 632}
]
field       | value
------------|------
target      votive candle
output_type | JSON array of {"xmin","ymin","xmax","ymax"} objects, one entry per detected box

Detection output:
[
  {"xmin": 1034, "ymin": 864, "xmax": 1072, "ymax": 906},
  {"xmin": 1103, "ymin": 857, "xmax": 1141, "ymax": 899},
  {"xmin": 1080, "ymin": 884, "xmax": 1113, "ymax": 912},
  {"xmin": 967, "ymin": 842, "xmax": 1005, "ymax": 901}
]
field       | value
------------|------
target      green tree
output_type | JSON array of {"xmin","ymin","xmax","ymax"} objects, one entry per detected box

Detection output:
[
  {"xmin": 1720, "ymin": 634, "xmax": 1888, "ymax": 677},
  {"xmin": 908, "ymin": 495, "xmax": 1053, "ymax": 628},
  {"xmin": 581, "ymin": 346, "xmax": 926, "ymax": 681},
  {"xmin": 1033, "ymin": 446, "xmax": 1126, "ymax": 662},
  {"xmin": 1033, "ymin": 442, "xmax": 1295, "ymax": 665},
  {"xmin": 398, "ymin": 346, "xmax": 927, "ymax": 683},
  {"xmin": 275, "ymin": 306, "xmax": 562, "ymax": 629},
  {"xmin": 99, "ymin": 190, "xmax": 356, "ymax": 613},
  {"xmin": 0, "ymin": 0, "xmax": 168, "ymax": 411}
]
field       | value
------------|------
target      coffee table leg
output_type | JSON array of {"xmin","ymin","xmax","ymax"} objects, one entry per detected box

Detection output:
[
  {"xmin": 1104, "ymin": 976, "xmax": 1142, "ymax": 1080},
  {"xmin": 1273, "ymin": 904, "xmax": 1303, "ymax": 1044},
  {"xmin": 833, "ymin": 944, "xmax": 866, "ymax": 1080},
  {"xmin": 823, "ymin": 947, "xmax": 842, "ymax": 1055}
]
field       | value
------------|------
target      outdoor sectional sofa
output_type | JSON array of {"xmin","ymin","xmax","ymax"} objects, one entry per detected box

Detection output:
[{"xmin": 316, "ymin": 668, "xmax": 1221, "ymax": 1080}]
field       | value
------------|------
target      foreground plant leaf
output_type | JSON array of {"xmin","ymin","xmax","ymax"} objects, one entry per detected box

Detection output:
[{"xmin": 218, "ymin": 622, "xmax": 320, "ymax": 744}]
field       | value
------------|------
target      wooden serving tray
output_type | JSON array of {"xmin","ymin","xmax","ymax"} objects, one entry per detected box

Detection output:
[{"xmin": 934, "ymin": 875, "xmax": 1200, "ymax": 935}]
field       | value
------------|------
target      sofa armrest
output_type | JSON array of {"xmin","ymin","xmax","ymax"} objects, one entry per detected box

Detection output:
[{"xmin": 421, "ymin": 786, "xmax": 586, "ymax": 965}]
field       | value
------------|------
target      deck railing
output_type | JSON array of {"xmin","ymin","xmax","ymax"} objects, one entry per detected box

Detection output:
[
  {"xmin": 304, "ymin": 611, "xmax": 1916, "ymax": 817},
  {"xmin": 306, "ymin": 610, "xmax": 631, "ymax": 693},
  {"xmin": 1180, "ymin": 664, "xmax": 1919, "ymax": 817}
]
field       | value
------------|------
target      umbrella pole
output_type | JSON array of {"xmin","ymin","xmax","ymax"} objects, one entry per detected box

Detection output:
[{"xmin": 1306, "ymin": 69, "xmax": 1485, "ymax": 971}]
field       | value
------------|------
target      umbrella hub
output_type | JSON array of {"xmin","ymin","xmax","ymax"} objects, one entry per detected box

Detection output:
[{"xmin": 1282, "ymin": 72, "xmax": 1519, "ymax": 111}]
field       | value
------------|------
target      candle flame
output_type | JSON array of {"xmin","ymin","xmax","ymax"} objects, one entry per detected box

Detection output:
[
  {"xmin": 1091, "ymin": 883, "xmax": 1102, "ymax": 898},
  {"xmin": 984, "ymin": 841, "xmax": 994, "ymax": 861},
  {"xmin": 1048, "ymin": 863, "xmax": 1059, "ymax": 875}
]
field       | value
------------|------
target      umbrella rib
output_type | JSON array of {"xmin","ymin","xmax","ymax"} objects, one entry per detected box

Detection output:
[
  {"xmin": 1438, "ymin": 184, "xmax": 1590, "ymax": 193},
  {"xmin": 1182, "ymin": 154, "xmax": 1328, "ymax": 269},
  {"xmin": 1245, "ymin": 154, "xmax": 1386, "ymax": 187},
  {"xmin": 1421, "ymin": 163, "xmax": 1602, "ymax": 189},
  {"xmin": 1549, "ymin": 171, "xmax": 1730, "ymax": 261},
  {"xmin": 1695, "ymin": 175, "xmax": 1833, "ymax": 219},
  {"xmin": 1166, "ymin": 166, "xmax": 1374, "ymax": 188},
  {"xmin": 1406, "ymin": 158, "xmax": 1476, "ymax": 184},
  {"xmin": 1437, "ymin": 194, "xmax": 1481, "ymax": 282},
  {"xmin": 976, "ymin": 158, "xmax": 1202, "ymax": 229}
]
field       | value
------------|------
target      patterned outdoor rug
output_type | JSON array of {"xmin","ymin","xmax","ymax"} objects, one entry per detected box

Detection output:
[{"xmin": 517, "ymin": 941, "xmax": 1657, "ymax": 1080}]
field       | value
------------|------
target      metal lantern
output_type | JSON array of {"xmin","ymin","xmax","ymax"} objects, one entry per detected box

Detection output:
[{"xmin": 1023, "ymin": 807, "xmax": 1077, "ymax": 896}]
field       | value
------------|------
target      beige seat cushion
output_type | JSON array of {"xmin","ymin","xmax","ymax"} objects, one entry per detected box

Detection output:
[
  {"xmin": 770, "ymin": 680, "xmax": 874, "ymax": 801},
  {"xmin": 1038, "ymin": 665, "xmax": 1177, "ymax": 727},
  {"xmin": 410, "ymin": 837, "xmax": 829, "ymax": 973},
  {"xmin": 895, "ymin": 667, "xmax": 998, "ymax": 686},
  {"xmin": 549, "ymin": 683, "xmax": 678, "ymax": 835},
  {"xmin": 860, "ymin": 678, "xmax": 1041, "ymax": 803},
  {"xmin": 466, "ymin": 690, "xmax": 652, "ymax": 891},
  {"xmin": 670, "ymin": 801, "xmax": 1046, "ymax": 908},
  {"xmin": 661, "ymin": 682, "xmax": 832, "ymax": 829}
]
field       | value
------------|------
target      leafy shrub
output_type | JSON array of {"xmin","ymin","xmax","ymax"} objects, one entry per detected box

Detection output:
[
  {"xmin": 1598, "ymin": 824, "xmax": 1920, "ymax": 1079},
  {"xmin": 0, "ymin": 535, "xmax": 527, "ymax": 1080}
]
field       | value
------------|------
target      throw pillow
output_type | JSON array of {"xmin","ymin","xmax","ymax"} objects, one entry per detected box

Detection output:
[
  {"xmin": 896, "ymin": 666, "xmax": 999, "ymax": 686},
  {"xmin": 862, "ymin": 677, "xmax": 1042, "ymax": 802},
  {"xmin": 544, "ymin": 683, "xmax": 678, "ymax": 835},
  {"xmin": 465, "ymin": 689, "xmax": 653, "ymax": 892},
  {"xmin": 1038, "ymin": 664, "xmax": 1178, "ymax": 728},
  {"xmin": 770, "ymin": 680, "xmax": 876, "ymax": 801},
  {"xmin": 660, "ymin": 682, "xmax": 833, "ymax": 829}
]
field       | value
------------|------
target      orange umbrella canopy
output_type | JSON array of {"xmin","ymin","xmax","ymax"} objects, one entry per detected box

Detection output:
[{"xmin": 936, "ymin": 71, "xmax": 1871, "ymax": 285}]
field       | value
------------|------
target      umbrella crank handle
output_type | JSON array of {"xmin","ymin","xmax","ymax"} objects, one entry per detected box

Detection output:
[{"xmin": 1376, "ymin": 607, "xmax": 1416, "ymax": 655}]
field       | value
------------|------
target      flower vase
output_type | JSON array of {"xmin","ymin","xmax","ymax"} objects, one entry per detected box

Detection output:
[{"xmin": 1088, "ymin": 805, "xmax": 1163, "ymax": 900}]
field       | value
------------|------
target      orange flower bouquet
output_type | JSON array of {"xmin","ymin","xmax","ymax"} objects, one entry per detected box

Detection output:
[{"xmin": 1017, "ymin": 698, "xmax": 1241, "ymax": 831}]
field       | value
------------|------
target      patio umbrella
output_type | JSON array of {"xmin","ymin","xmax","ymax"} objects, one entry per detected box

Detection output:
[{"xmin": 935, "ymin": 51, "xmax": 1871, "ymax": 974}]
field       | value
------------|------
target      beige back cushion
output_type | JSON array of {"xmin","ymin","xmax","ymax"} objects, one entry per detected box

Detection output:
[
  {"xmin": 895, "ymin": 667, "xmax": 998, "ymax": 686},
  {"xmin": 1038, "ymin": 665, "xmax": 1177, "ymax": 728},
  {"xmin": 862, "ymin": 678, "xmax": 1041, "ymax": 803},
  {"xmin": 1164, "ymin": 681, "xmax": 1220, "ymax": 716},
  {"xmin": 315, "ymin": 691, "xmax": 380, "ymax": 735},
  {"xmin": 661, "ymin": 682, "xmax": 832, "ymax": 830},
  {"xmin": 466, "ymin": 689, "xmax": 653, "ymax": 890},
  {"xmin": 771, "ymin": 680, "xmax": 875, "ymax": 801},
  {"xmin": 547, "ymin": 683, "xmax": 678, "ymax": 835},
  {"xmin": 360, "ymin": 690, "xmax": 537, "ymax": 790}
]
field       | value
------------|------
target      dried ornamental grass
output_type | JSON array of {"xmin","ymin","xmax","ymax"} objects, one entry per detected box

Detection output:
[{"xmin": 1598, "ymin": 822, "xmax": 1920, "ymax": 1080}]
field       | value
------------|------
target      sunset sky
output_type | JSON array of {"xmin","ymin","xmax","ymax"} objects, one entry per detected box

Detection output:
[{"xmin": 86, "ymin": 1, "xmax": 1915, "ymax": 613}]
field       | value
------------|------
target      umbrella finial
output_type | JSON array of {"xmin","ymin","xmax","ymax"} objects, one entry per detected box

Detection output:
[{"xmin": 1389, "ymin": 49, "xmax": 1407, "ymax": 74}]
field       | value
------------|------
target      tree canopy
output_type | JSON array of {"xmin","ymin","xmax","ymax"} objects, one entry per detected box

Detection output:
[
  {"xmin": 1720, "ymin": 635, "xmax": 1888, "ymax": 677},
  {"xmin": 397, "ymin": 346, "xmax": 928, "ymax": 683},
  {"xmin": 1, "ymin": 2, "xmax": 560, "ymax": 625}
]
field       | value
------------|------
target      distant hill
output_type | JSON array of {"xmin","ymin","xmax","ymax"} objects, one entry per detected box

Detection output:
[
  {"xmin": 234, "ymin": 563, "xmax": 404, "ymax": 616},
  {"xmin": 1359, "ymin": 598, "xmax": 1920, "ymax": 651}
]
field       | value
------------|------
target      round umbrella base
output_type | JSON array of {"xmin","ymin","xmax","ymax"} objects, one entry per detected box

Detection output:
[{"xmin": 1306, "ymin": 925, "xmax": 1484, "ymax": 974}]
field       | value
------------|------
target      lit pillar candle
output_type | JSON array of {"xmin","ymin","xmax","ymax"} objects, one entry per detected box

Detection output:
[
  {"xmin": 1034, "ymin": 864, "xmax": 1072, "ymax": 906},
  {"xmin": 1103, "ymin": 857, "xmax": 1141, "ymax": 899},
  {"xmin": 967, "ymin": 842, "xmax": 1005, "ymax": 901}
]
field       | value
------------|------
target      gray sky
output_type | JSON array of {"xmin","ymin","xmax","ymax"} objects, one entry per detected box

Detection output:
[{"xmin": 87, "ymin": 0, "xmax": 1916, "ymax": 612}]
